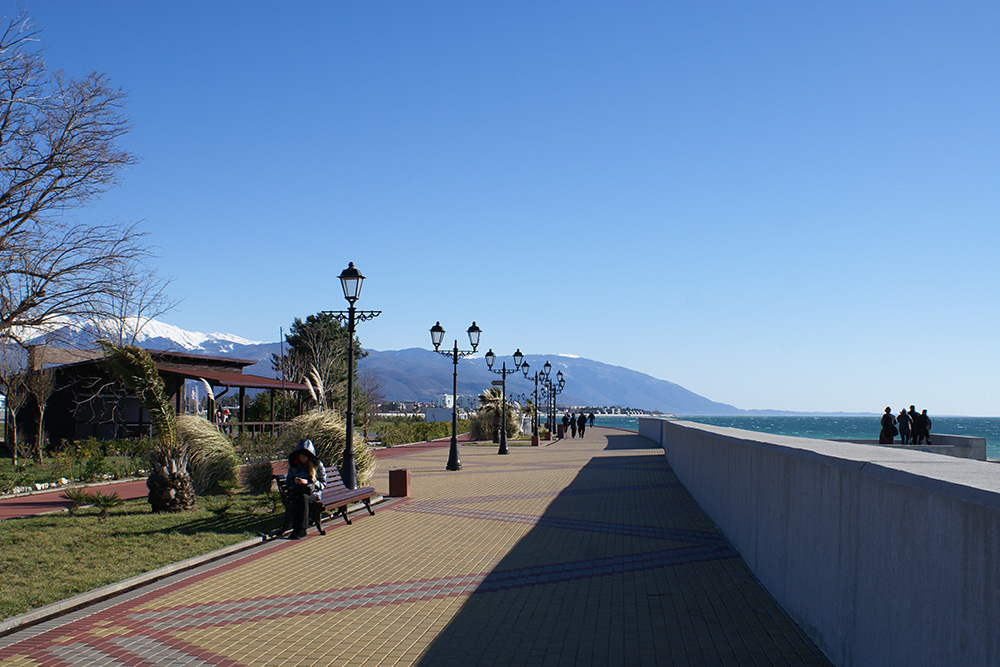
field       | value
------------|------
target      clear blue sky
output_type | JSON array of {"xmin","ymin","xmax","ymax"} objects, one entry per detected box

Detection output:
[{"xmin": 21, "ymin": 2, "xmax": 1000, "ymax": 415}]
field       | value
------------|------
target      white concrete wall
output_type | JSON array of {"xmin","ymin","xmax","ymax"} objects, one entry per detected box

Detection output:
[{"xmin": 639, "ymin": 417, "xmax": 1000, "ymax": 667}]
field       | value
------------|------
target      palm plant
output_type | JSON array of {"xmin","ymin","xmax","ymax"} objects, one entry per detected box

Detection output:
[
  {"xmin": 472, "ymin": 387, "xmax": 521, "ymax": 441},
  {"xmin": 89, "ymin": 490, "xmax": 123, "ymax": 523},
  {"xmin": 100, "ymin": 342, "xmax": 195, "ymax": 513}
]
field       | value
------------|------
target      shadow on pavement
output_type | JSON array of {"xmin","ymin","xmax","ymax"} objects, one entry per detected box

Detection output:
[
  {"xmin": 604, "ymin": 434, "xmax": 659, "ymax": 451},
  {"xmin": 413, "ymin": 442, "xmax": 760, "ymax": 666}
]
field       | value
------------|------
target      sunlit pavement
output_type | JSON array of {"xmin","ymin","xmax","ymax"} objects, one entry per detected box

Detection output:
[{"xmin": 0, "ymin": 428, "xmax": 830, "ymax": 666}]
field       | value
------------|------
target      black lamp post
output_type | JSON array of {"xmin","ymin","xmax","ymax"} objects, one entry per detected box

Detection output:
[
  {"xmin": 542, "ymin": 370, "xmax": 565, "ymax": 437},
  {"xmin": 430, "ymin": 321, "xmax": 482, "ymax": 471},
  {"xmin": 322, "ymin": 262, "xmax": 381, "ymax": 489},
  {"xmin": 485, "ymin": 348, "xmax": 523, "ymax": 455},
  {"xmin": 521, "ymin": 359, "xmax": 550, "ymax": 445}
]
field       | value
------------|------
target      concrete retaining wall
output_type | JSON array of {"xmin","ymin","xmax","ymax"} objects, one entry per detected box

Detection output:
[
  {"xmin": 639, "ymin": 417, "xmax": 1000, "ymax": 667},
  {"xmin": 839, "ymin": 433, "xmax": 987, "ymax": 461}
]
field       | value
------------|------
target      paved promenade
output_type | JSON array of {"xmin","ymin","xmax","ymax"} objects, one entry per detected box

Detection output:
[{"xmin": 0, "ymin": 428, "xmax": 830, "ymax": 665}]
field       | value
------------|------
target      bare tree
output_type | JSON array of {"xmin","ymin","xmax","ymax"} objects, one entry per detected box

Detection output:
[
  {"xmin": 23, "ymin": 366, "xmax": 54, "ymax": 461},
  {"xmin": 2, "ymin": 372, "xmax": 28, "ymax": 464},
  {"xmin": 94, "ymin": 258, "xmax": 177, "ymax": 347},
  {"xmin": 356, "ymin": 368, "xmax": 384, "ymax": 441},
  {"xmin": 0, "ymin": 11, "xmax": 164, "ymax": 343}
]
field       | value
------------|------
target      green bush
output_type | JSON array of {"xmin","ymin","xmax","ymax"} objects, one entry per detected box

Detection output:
[{"xmin": 369, "ymin": 418, "xmax": 471, "ymax": 447}]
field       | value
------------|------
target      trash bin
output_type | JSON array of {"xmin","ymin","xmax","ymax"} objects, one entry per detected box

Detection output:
[
  {"xmin": 557, "ymin": 424, "xmax": 565, "ymax": 438},
  {"xmin": 389, "ymin": 469, "xmax": 410, "ymax": 497}
]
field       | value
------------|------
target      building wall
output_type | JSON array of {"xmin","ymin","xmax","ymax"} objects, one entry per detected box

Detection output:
[{"xmin": 638, "ymin": 417, "xmax": 1000, "ymax": 667}]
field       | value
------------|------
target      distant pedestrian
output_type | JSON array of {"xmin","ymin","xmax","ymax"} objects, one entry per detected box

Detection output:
[
  {"xmin": 562, "ymin": 413, "xmax": 570, "ymax": 438},
  {"xmin": 897, "ymin": 409, "xmax": 911, "ymax": 444},
  {"xmin": 577, "ymin": 413, "xmax": 587, "ymax": 437},
  {"xmin": 569, "ymin": 413, "xmax": 578, "ymax": 438},
  {"xmin": 907, "ymin": 406, "xmax": 920, "ymax": 443},
  {"xmin": 588, "ymin": 413, "xmax": 595, "ymax": 427},
  {"xmin": 921, "ymin": 409, "xmax": 933, "ymax": 445},
  {"xmin": 878, "ymin": 407, "xmax": 897, "ymax": 444}
]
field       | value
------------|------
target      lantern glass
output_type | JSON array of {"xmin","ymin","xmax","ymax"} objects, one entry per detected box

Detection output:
[
  {"xmin": 521, "ymin": 360, "xmax": 530, "ymax": 378},
  {"xmin": 467, "ymin": 322, "xmax": 481, "ymax": 351},
  {"xmin": 339, "ymin": 262, "xmax": 364, "ymax": 303},
  {"xmin": 430, "ymin": 322, "xmax": 445, "ymax": 350},
  {"xmin": 485, "ymin": 349, "xmax": 496, "ymax": 369},
  {"xmin": 513, "ymin": 349, "xmax": 524, "ymax": 369}
]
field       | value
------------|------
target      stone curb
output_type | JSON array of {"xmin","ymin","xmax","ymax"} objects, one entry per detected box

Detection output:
[{"xmin": 0, "ymin": 496, "xmax": 388, "ymax": 639}]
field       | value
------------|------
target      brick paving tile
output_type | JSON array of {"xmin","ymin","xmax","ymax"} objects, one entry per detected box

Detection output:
[{"xmin": 1, "ymin": 428, "xmax": 832, "ymax": 666}]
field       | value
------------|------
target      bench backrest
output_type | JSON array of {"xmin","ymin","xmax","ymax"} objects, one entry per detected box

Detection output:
[{"xmin": 323, "ymin": 466, "xmax": 347, "ymax": 490}]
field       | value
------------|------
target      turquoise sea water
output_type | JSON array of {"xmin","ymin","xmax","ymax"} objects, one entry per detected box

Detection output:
[{"xmin": 593, "ymin": 414, "xmax": 1000, "ymax": 460}]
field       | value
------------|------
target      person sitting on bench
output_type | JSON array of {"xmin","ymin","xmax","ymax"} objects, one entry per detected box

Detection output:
[{"xmin": 285, "ymin": 439, "xmax": 327, "ymax": 539}]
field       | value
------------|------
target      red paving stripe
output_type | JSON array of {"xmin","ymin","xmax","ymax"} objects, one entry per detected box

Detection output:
[
  {"xmin": 0, "ymin": 480, "xmax": 149, "ymax": 520},
  {"xmin": 0, "ymin": 436, "xmax": 465, "ymax": 520}
]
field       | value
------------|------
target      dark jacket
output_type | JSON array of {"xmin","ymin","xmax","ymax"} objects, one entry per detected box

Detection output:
[{"xmin": 286, "ymin": 439, "xmax": 327, "ymax": 502}]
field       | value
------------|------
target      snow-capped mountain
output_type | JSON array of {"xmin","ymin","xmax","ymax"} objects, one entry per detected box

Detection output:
[
  {"xmin": 23, "ymin": 317, "xmax": 268, "ymax": 357},
  {"xmin": 24, "ymin": 318, "xmax": 743, "ymax": 414}
]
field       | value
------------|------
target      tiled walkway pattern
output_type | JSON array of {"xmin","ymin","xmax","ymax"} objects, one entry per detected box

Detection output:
[{"xmin": 0, "ymin": 430, "xmax": 831, "ymax": 666}]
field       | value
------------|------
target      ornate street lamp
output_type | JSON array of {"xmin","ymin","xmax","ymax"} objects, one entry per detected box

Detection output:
[
  {"xmin": 542, "ymin": 370, "xmax": 565, "ymax": 438},
  {"xmin": 322, "ymin": 262, "xmax": 381, "ymax": 489},
  {"xmin": 485, "ymin": 348, "xmax": 523, "ymax": 455},
  {"xmin": 430, "ymin": 321, "xmax": 482, "ymax": 471},
  {"xmin": 522, "ymin": 359, "xmax": 550, "ymax": 446}
]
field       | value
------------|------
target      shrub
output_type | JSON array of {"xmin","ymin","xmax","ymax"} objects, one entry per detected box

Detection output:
[
  {"xmin": 242, "ymin": 457, "xmax": 277, "ymax": 495},
  {"xmin": 177, "ymin": 415, "xmax": 238, "ymax": 495},
  {"xmin": 276, "ymin": 408, "xmax": 375, "ymax": 486},
  {"xmin": 471, "ymin": 409, "xmax": 520, "ymax": 441}
]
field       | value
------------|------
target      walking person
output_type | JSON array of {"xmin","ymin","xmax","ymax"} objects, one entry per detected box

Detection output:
[
  {"xmin": 588, "ymin": 412, "xmax": 595, "ymax": 428},
  {"xmin": 577, "ymin": 412, "xmax": 587, "ymax": 438},
  {"xmin": 878, "ymin": 407, "xmax": 897, "ymax": 444},
  {"xmin": 569, "ymin": 412, "xmax": 577, "ymax": 438},
  {"xmin": 897, "ymin": 408, "xmax": 911, "ymax": 444}
]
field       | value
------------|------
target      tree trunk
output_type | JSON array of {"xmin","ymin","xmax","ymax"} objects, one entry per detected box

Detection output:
[{"xmin": 146, "ymin": 457, "xmax": 196, "ymax": 513}]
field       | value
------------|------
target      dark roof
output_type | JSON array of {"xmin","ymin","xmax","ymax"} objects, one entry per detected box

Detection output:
[
  {"xmin": 157, "ymin": 366, "xmax": 308, "ymax": 391},
  {"xmin": 145, "ymin": 348, "xmax": 256, "ymax": 368}
]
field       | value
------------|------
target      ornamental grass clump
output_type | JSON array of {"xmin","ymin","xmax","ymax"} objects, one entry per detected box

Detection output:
[
  {"xmin": 177, "ymin": 415, "xmax": 239, "ymax": 495},
  {"xmin": 276, "ymin": 408, "xmax": 375, "ymax": 486}
]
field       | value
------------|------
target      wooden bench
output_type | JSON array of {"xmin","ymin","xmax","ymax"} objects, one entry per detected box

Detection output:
[{"xmin": 266, "ymin": 467, "xmax": 377, "ymax": 540}]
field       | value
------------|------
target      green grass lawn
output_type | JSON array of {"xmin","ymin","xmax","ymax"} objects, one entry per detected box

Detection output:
[{"xmin": 0, "ymin": 495, "xmax": 283, "ymax": 620}]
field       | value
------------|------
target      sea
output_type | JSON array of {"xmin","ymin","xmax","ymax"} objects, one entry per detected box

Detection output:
[{"xmin": 592, "ymin": 414, "xmax": 1000, "ymax": 461}]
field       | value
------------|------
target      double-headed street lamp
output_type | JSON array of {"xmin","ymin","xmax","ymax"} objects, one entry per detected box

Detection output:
[
  {"xmin": 521, "ymin": 359, "xmax": 551, "ymax": 445},
  {"xmin": 541, "ymin": 370, "xmax": 565, "ymax": 437},
  {"xmin": 430, "ymin": 321, "xmax": 482, "ymax": 471},
  {"xmin": 322, "ymin": 262, "xmax": 381, "ymax": 490},
  {"xmin": 484, "ymin": 348, "xmax": 523, "ymax": 455}
]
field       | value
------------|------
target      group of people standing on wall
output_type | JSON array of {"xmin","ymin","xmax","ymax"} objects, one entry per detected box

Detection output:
[
  {"xmin": 879, "ymin": 405, "xmax": 932, "ymax": 445},
  {"xmin": 561, "ymin": 412, "xmax": 596, "ymax": 438}
]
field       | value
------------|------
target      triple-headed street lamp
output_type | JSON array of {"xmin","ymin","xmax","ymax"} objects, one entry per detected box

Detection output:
[
  {"xmin": 484, "ymin": 348, "xmax": 524, "ymax": 455},
  {"xmin": 322, "ymin": 262, "xmax": 381, "ymax": 490},
  {"xmin": 430, "ymin": 321, "xmax": 482, "ymax": 471},
  {"xmin": 521, "ymin": 359, "xmax": 551, "ymax": 445}
]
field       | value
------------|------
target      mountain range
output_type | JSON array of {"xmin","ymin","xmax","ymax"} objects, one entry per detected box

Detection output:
[{"xmin": 26, "ymin": 318, "xmax": 744, "ymax": 415}]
